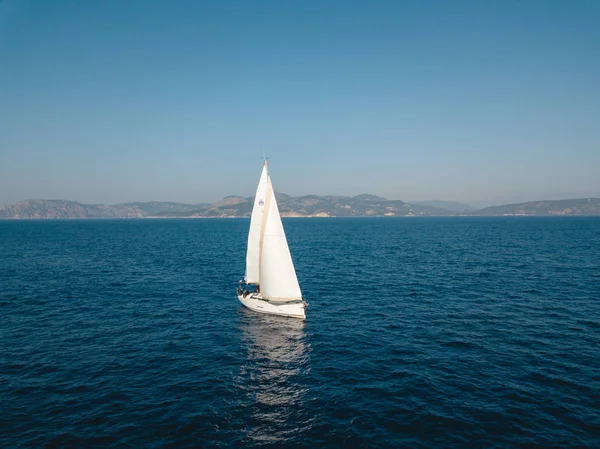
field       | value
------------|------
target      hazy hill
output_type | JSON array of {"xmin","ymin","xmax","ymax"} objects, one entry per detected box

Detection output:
[
  {"xmin": 410, "ymin": 200, "xmax": 474, "ymax": 213},
  {"xmin": 0, "ymin": 199, "xmax": 143, "ymax": 219},
  {"xmin": 118, "ymin": 201, "xmax": 207, "ymax": 216},
  {"xmin": 472, "ymin": 198, "xmax": 600, "ymax": 216}
]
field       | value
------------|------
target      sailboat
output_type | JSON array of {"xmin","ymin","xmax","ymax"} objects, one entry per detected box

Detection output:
[{"xmin": 237, "ymin": 160, "xmax": 307, "ymax": 319}]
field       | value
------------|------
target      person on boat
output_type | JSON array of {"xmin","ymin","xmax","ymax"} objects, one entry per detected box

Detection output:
[
  {"xmin": 237, "ymin": 287, "xmax": 243, "ymax": 296},
  {"xmin": 257, "ymin": 285, "xmax": 260, "ymax": 294},
  {"xmin": 244, "ymin": 289, "xmax": 250, "ymax": 298}
]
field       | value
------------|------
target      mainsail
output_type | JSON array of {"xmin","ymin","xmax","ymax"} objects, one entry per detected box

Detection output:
[{"xmin": 245, "ymin": 162, "xmax": 268, "ymax": 284}]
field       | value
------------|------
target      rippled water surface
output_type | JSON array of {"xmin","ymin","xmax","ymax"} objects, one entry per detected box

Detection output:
[{"xmin": 1, "ymin": 217, "xmax": 599, "ymax": 447}]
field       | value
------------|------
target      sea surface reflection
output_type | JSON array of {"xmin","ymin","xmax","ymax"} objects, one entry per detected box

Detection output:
[{"xmin": 235, "ymin": 309, "xmax": 312, "ymax": 445}]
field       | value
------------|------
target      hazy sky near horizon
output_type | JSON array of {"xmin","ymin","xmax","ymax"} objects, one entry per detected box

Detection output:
[{"xmin": 1, "ymin": 0, "xmax": 599, "ymax": 206}]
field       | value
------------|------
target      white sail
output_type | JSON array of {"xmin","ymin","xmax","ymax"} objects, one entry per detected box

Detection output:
[
  {"xmin": 259, "ymin": 176, "xmax": 302, "ymax": 301},
  {"xmin": 245, "ymin": 162, "xmax": 268, "ymax": 284}
]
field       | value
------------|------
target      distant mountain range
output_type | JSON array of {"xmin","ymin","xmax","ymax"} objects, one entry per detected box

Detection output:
[
  {"xmin": 1, "ymin": 196, "xmax": 599, "ymax": 219},
  {"xmin": 409, "ymin": 200, "xmax": 474, "ymax": 213},
  {"xmin": 470, "ymin": 198, "xmax": 600, "ymax": 216}
]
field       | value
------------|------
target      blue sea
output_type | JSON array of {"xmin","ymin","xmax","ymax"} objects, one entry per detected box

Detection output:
[{"xmin": 1, "ymin": 217, "xmax": 599, "ymax": 447}]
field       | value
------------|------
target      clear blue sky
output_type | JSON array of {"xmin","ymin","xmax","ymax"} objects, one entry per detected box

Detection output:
[{"xmin": 1, "ymin": 0, "xmax": 598, "ymax": 206}]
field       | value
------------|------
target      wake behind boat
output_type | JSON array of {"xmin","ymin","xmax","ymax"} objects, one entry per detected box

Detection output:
[{"xmin": 237, "ymin": 160, "xmax": 307, "ymax": 319}]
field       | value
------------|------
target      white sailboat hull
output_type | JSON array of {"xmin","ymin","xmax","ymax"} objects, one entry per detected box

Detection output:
[{"xmin": 237, "ymin": 294, "xmax": 306, "ymax": 320}]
